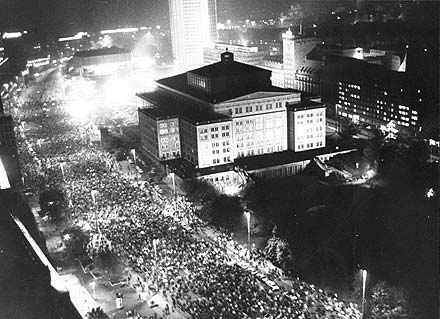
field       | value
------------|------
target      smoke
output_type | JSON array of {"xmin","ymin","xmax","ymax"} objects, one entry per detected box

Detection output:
[{"xmin": 90, "ymin": 34, "xmax": 113, "ymax": 49}]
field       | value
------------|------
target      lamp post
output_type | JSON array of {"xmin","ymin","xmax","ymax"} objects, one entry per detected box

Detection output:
[
  {"xmin": 91, "ymin": 281, "xmax": 96, "ymax": 299},
  {"xmin": 60, "ymin": 162, "xmax": 65, "ymax": 180},
  {"xmin": 361, "ymin": 269, "xmax": 367, "ymax": 318},
  {"xmin": 131, "ymin": 149, "xmax": 138, "ymax": 180},
  {"xmin": 153, "ymin": 238, "xmax": 159, "ymax": 289},
  {"xmin": 244, "ymin": 211, "xmax": 251, "ymax": 260},
  {"xmin": 91, "ymin": 190, "xmax": 99, "ymax": 232}
]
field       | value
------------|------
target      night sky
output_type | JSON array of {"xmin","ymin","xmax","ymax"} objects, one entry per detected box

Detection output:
[{"xmin": 0, "ymin": 0, "xmax": 348, "ymax": 36}]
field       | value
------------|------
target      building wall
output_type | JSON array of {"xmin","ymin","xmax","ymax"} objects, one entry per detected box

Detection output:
[
  {"xmin": 249, "ymin": 149, "xmax": 355, "ymax": 179},
  {"xmin": 138, "ymin": 111, "xmax": 159, "ymax": 159},
  {"xmin": 257, "ymin": 60, "xmax": 285, "ymax": 88},
  {"xmin": 289, "ymin": 107, "xmax": 326, "ymax": 152},
  {"xmin": 169, "ymin": 0, "xmax": 216, "ymax": 66},
  {"xmin": 335, "ymin": 82, "xmax": 420, "ymax": 133},
  {"xmin": 195, "ymin": 121, "xmax": 233, "ymax": 168},
  {"xmin": 157, "ymin": 118, "xmax": 180, "ymax": 160},
  {"xmin": 180, "ymin": 118, "xmax": 199, "ymax": 166},
  {"xmin": 203, "ymin": 46, "xmax": 265, "ymax": 65},
  {"xmin": 216, "ymin": 94, "xmax": 301, "ymax": 159},
  {"xmin": 0, "ymin": 116, "xmax": 17, "ymax": 147}
]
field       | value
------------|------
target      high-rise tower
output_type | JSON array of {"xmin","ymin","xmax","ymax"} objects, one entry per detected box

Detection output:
[
  {"xmin": 169, "ymin": 0, "xmax": 218, "ymax": 67},
  {"xmin": 282, "ymin": 29, "xmax": 318, "ymax": 89}
]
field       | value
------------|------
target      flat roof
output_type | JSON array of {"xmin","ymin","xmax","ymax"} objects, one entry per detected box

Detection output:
[
  {"xmin": 235, "ymin": 144, "xmax": 356, "ymax": 171},
  {"xmin": 137, "ymin": 91, "xmax": 230, "ymax": 125},
  {"xmin": 74, "ymin": 46, "xmax": 130, "ymax": 58},
  {"xmin": 286, "ymin": 100, "xmax": 325, "ymax": 111}
]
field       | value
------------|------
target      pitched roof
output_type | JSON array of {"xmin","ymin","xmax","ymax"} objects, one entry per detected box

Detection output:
[
  {"xmin": 156, "ymin": 73, "xmax": 294, "ymax": 104},
  {"xmin": 190, "ymin": 59, "xmax": 268, "ymax": 78}
]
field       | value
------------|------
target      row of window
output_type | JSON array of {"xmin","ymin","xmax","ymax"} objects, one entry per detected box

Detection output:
[{"xmin": 234, "ymin": 102, "xmax": 283, "ymax": 115}]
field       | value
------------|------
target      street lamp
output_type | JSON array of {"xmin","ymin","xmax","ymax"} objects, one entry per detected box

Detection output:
[
  {"xmin": 60, "ymin": 162, "xmax": 65, "ymax": 180},
  {"xmin": 152, "ymin": 238, "xmax": 159, "ymax": 289},
  {"xmin": 244, "ymin": 211, "xmax": 251, "ymax": 260},
  {"xmin": 131, "ymin": 149, "xmax": 138, "ymax": 180},
  {"xmin": 131, "ymin": 149, "xmax": 136, "ymax": 166},
  {"xmin": 90, "ymin": 281, "xmax": 96, "ymax": 299},
  {"xmin": 170, "ymin": 172, "xmax": 176, "ymax": 196},
  {"xmin": 91, "ymin": 190, "xmax": 99, "ymax": 233},
  {"xmin": 361, "ymin": 269, "xmax": 367, "ymax": 318}
]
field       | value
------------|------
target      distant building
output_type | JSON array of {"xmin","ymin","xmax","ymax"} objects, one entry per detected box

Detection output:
[
  {"xmin": 321, "ymin": 55, "xmax": 425, "ymax": 135},
  {"xmin": 282, "ymin": 29, "xmax": 318, "ymax": 89},
  {"xmin": 203, "ymin": 43, "xmax": 266, "ymax": 65},
  {"xmin": 258, "ymin": 55, "xmax": 285, "ymax": 88},
  {"xmin": 68, "ymin": 46, "xmax": 132, "ymax": 76},
  {"xmin": 169, "ymin": 0, "xmax": 218, "ymax": 66}
]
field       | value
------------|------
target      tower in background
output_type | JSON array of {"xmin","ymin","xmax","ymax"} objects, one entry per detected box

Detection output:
[
  {"xmin": 169, "ymin": 0, "xmax": 218, "ymax": 67},
  {"xmin": 282, "ymin": 29, "xmax": 318, "ymax": 89}
]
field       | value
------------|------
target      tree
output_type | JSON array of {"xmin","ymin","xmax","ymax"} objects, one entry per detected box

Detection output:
[
  {"xmin": 86, "ymin": 307, "xmax": 109, "ymax": 319},
  {"xmin": 62, "ymin": 226, "xmax": 90, "ymax": 259},
  {"xmin": 182, "ymin": 178, "xmax": 219, "ymax": 203},
  {"xmin": 340, "ymin": 122, "xmax": 361, "ymax": 140},
  {"xmin": 370, "ymin": 281, "xmax": 410, "ymax": 319},
  {"xmin": 264, "ymin": 227, "xmax": 296, "ymax": 271},
  {"xmin": 39, "ymin": 188, "xmax": 65, "ymax": 221}
]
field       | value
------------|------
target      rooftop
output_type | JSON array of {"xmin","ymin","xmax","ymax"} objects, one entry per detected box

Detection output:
[
  {"xmin": 137, "ymin": 90, "xmax": 230, "ymax": 125},
  {"xmin": 190, "ymin": 58, "xmax": 267, "ymax": 78},
  {"xmin": 286, "ymin": 100, "xmax": 325, "ymax": 111},
  {"xmin": 235, "ymin": 144, "xmax": 356, "ymax": 171},
  {"xmin": 74, "ymin": 46, "xmax": 130, "ymax": 58},
  {"xmin": 156, "ymin": 72, "xmax": 293, "ymax": 104}
]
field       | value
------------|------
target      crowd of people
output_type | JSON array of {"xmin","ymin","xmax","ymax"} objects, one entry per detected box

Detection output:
[{"xmin": 15, "ymin": 83, "xmax": 362, "ymax": 319}]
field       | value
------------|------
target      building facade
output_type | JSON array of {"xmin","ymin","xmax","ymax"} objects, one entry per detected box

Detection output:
[
  {"xmin": 203, "ymin": 43, "xmax": 266, "ymax": 65},
  {"xmin": 282, "ymin": 29, "xmax": 318, "ymax": 89},
  {"xmin": 169, "ymin": 0, "xmax": 218, "ymax": 67},
  {"xmin": 287, "ymin": 100, "xmax": 326, "ymax": 152}
]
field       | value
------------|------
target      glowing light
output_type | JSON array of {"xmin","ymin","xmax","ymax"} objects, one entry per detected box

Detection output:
[
  {"xmin": 58, "ymin": 32, "xmax": 88, "ymax": 42},
  {"xmin": 2, "ymin": 32, "xmax": 22, "ymax": 39},
  {"xmin": 0, "ymin": 157, "xmax": 11, "ymax": 189},
  {"xmin": 101, "ymin": 27, "xmax": 139, "ymax": 35},
  {"xmin": 426, "ymin": 188, "xmax": 435, "ymax": 198}
]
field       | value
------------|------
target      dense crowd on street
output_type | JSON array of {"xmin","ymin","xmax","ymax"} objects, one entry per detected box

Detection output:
[{"xmin": 14, "ymin": 88, "xmax": 362, "ymax": 319}]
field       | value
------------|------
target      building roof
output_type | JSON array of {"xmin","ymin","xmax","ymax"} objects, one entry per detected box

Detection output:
[
  {"xmin": 156, "ymin": 72, "xmax": 294, "ymax": 104},
  {"xmin": 74, "ymin": 46, "xmax": 130, "ymax": 58},
  {"xmin": 190, "ymin": 59, "xmax": 268, "ymax": 78},
  {"xmin": 137, "ymin": 91, "xmax": 230, "ymax": 125},
  {"xmin": 286, "ymin": 100, "xmax": 325, "ymax": 111},
  {"xmin": 235, "ymin": 144, "xmax": 356, "ymax": 171}
]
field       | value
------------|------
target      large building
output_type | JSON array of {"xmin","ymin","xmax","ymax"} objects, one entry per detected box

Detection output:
[
  {"xmin": 203, "ymin": 43, "xmax": 266, "ymax": 65},
  {"xmin": 0, "ymin": 97, "xmax": 21, "ymax": 188},
  {"xmin": 282, "ymin": 29, "xmax": 318, "ymax": 89},
  {"xmin": 137, "ymin": 52, "xmax": 334, "ymax": 188},
  {"xmin": 67, "ymin": 46, "xmax": 132, "ymax": 77},
  {"xmin": 169, "ymin": 0, "xmax": 218, "ymax": 67}
]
